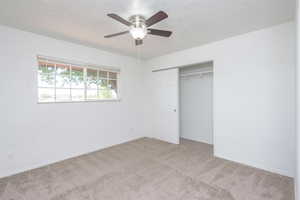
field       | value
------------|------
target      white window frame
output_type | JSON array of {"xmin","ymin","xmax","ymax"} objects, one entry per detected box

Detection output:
[{"xmin": 37, "ymin": 56, "xmax": 121, "ymax": 103}]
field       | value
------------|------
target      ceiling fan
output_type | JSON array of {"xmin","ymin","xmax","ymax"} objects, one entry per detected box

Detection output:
[{"xmin": 104, "ymin": 11, "xmax": 172, "ymax": 46}]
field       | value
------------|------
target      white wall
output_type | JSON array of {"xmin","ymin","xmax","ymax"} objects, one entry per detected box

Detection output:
[
  {"xmin": 180, "ymin": 63, "xmax": 213, "ymax": 144},
  {"xmin": 146, "ymin": 22, "xmax": 296, "ymax": 177},
  {"xmin": 0, "ymin": 25, "xmax": 145, "ymax": 178}
]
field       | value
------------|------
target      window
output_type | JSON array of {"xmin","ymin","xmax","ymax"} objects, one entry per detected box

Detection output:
[{"xmin": 37, "ymin": 57, "xmax": 119, "ymax": 103}]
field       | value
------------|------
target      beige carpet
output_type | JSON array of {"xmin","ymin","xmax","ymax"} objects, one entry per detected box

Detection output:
[{"xmin": 0, "ymin": 138, "xmax": 294, "ymax": 200}]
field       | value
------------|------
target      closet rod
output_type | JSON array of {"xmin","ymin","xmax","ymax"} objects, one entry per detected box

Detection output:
[{"xmin": 180, "ymin": 70, "xmax": 213, "ymax": 77}]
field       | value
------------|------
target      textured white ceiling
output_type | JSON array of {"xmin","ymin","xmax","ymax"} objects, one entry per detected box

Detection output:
[{"xmin": 0, "ymin": 0, "xmax": 295, "ymax": 59}]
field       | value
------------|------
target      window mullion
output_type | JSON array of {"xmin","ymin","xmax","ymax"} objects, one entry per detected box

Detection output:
[
  {"xmin": 97, "ymin": 69, "xmax": 99, "ymax": 99},
  {"xmin": 84, "ymin": 67, "xmax": 87, "ymax": 101},
  {"xmin": 54, "ymin": 63, "xmax": 57, "ymax": 102},
  {"xmin": 117, "ymin": 72, "xmax": 120, "ymax": 99},
  {"xmin": 69, "ymin": 65, "xmax": 72, "ymax": 101},
  {"xmin": 107, "ymin": 71, "xmax": 109, "ymax": 90}
]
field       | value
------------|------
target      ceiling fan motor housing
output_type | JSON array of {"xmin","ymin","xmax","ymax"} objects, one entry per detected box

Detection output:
[{"xmin": 129, "ymin": 15, "xmax": 146, "ymax": 26}]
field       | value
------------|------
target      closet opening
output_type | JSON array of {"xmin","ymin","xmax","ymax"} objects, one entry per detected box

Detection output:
[{"xmin": 179, "ymin": 61, "xmax": 214, "ymax": 146}]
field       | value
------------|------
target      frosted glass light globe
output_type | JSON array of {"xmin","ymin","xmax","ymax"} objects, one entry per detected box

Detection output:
[{"xmin": 130, "ymin": 24, "xmax": 147, "ymax": 40}]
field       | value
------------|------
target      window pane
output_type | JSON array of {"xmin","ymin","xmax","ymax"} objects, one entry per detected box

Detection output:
[
  {"xmin": 56, "ymin": 88, "xmax": 71, "ymax": 101},
  {"xmin": 87, "ymin": 89, "xmax": 97, "ymax": 100},
  {"xmin": 38, "ymin": 62, "xmax": 55, "ymax": 87},
  {"xmin": 38, "ymin": 62, "xmax": 55, "ymax": 74},
  {"xmin": 98, "ymin": 79, "xmax": 108, "ymax": 89},
  {"xmin": 98, "ymin": 90, "xmax": 111, "ymax": 99},
  {"xmin": 86, "ymin": 68, "xmax": 97, "ymax": 89},
  {"xmin": 56, "ymin": 64, "xmax": 70, "ymax": 88},
  {"xmin": 99, "ymin": 71, "xmax": 107, "ymax": 78},
  {"xmin": 111, "ymin": 89, "xmax": 117, "ymax": 99},
  {"xmin": 98, "ymin": 90, "xmax": 117, "ymax": 99},
  {"xmin": 111, "ymin": 90, "xmax": 118, "ymax": 99},
  {"xmin": 109, "ymin": 72, "xmax": 117, "ymax": 79},
  {"xmin": 71, "ymin": 89, "xmax": 85, "ymax": 101},
  {"xmin": 38, "ymin": 73, "xmax": 55, "ymax": 87},
  {"xmin": 38, "ymin": 88, "xmax": 55, "ymax": 102},
  {"xmin": 71, "ymin": 66, "xmax": 84, "ymax": 88},
  {"xmin": 108, "ymin": 80, "xmax": 117, "ymax": 90},
  {"xmin": 108, "ymin": 80, "xmax": 118, "ymax": 98}
]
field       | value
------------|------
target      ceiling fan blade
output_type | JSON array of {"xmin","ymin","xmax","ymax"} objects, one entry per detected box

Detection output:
[
  {"xmin": 135, "ymin": 40, "xmax": 143, "ymax": 46},
  {"xmin": 107, "ymin": 13, "xmax": 131, "ymax": 26},
  {"xmin": 148, "ymin": 29, "xmax": 172, "ymax": 37},
  {"xmin": 104, "ymin": 31, "xmax": 129, "ymax": 38},
  {"xmin": 146, "ymin": 11, "xmax": 168, "ymax": 27}
]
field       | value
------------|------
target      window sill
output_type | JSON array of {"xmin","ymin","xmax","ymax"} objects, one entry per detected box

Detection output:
[{"xmin": 37, "ymin": 98, "xmax": 121, "ymax": 104}]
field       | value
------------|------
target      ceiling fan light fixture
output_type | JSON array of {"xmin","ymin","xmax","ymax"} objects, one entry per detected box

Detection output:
[
  {"xmin": 129, "ymin": 15, "xmax": 147, "ymax": 40},
  {"xmin": 129, "ymin": 24, "xmax": 147, "ymax": 40}
]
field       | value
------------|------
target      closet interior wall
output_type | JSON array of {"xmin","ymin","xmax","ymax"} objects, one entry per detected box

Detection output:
[{"xmin": 179, "ymin": 62, "xmax": 214, "ymax": 144}]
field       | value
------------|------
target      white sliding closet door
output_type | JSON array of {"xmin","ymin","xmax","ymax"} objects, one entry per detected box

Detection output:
[{"xmin": 152, "ymin": 68, "xmax": 179, "ymax": 144}]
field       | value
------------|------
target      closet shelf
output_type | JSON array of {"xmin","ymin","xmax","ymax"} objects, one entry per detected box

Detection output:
[{"xmin": 180, "ymin": 70, "xmax": 213, "ymax": 77}]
